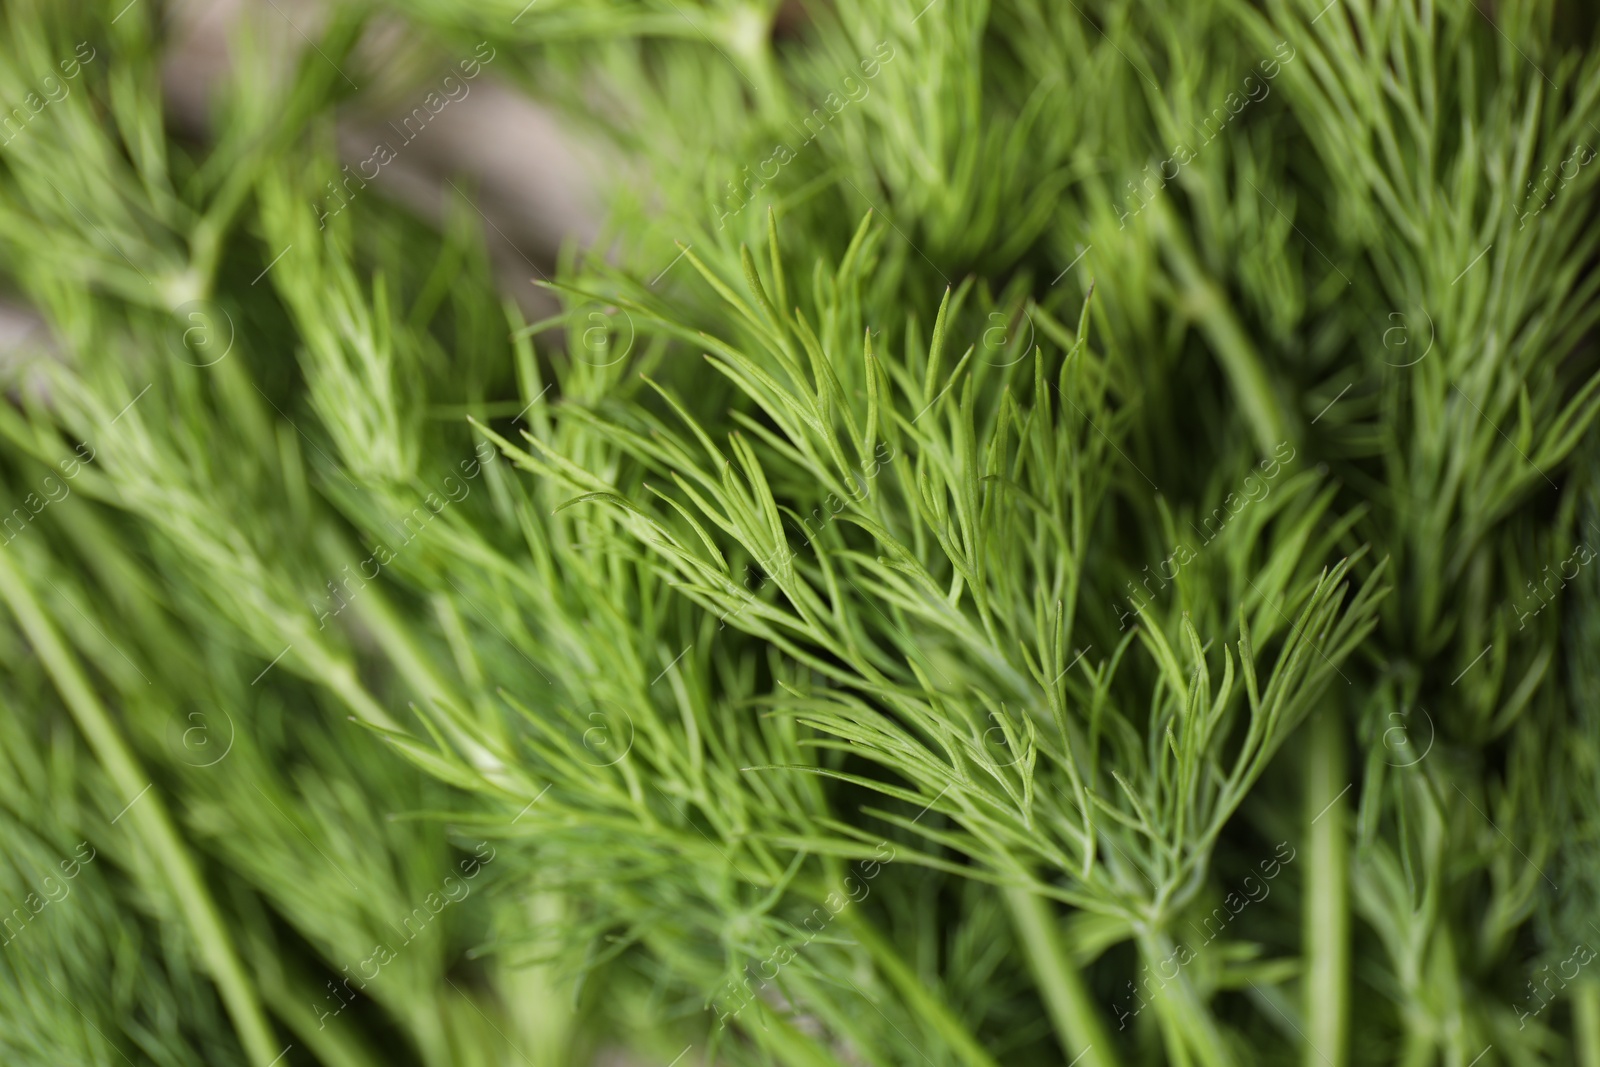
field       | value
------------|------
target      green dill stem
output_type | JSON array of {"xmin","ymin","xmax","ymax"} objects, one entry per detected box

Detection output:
[
  {"xmin": 254, "ymin": 965, "xmax": 384, "ymax": 1067},
  {"xmin": 347, "ymin": 581, "xmax": 470, "ymax": 719},
  {"xmin": 1304, "ymin": 711, "xmax": 1349, "ymax": 1067},
  {"xmin": 1002, "ymin": 883, "xmax": 1122, "ymax": 1067},
  {"xmin": 841, "ymin": 911, "xmax": 1004, "ymax": 1067},
  {"xmin": 1397, "ymin": 1021, "xmax": 1432, "ymax": 1067},
  {"xmin": 1134, "ymin": 927, "xmax": 1234, "ymax": 1067},
  {"xmin": 500, "ymin": 891, "xmax": 578, "ymax": 1063},
  {"xmin": 1396, "ymin": 922, "xmax": 1461, "ymax": 1066},
  {"xmin": 0, "ymin": 549, "xmax": 281, "ymax": 1067},
  {"xmin": 742, "ymin": 998, "xmax": 851, "ymax": 1067},
  {"xmin": 1576, "ymin": 979, "xmax": 1600, "ymax": 1067},
  {"xmin": 1150, "ymin": 198, "xmax": 1293, "ymax": 457}
]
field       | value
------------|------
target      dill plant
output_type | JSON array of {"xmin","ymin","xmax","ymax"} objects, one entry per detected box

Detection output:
[{"xmin": 1, "ymin": 0, "xmax": 1598, "ymax": 1065}]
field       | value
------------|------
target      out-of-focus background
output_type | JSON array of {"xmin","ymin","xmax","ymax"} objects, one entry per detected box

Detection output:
[{"xmin": 0, "ymin": 0, "xmax": 607, "ymax": 366}]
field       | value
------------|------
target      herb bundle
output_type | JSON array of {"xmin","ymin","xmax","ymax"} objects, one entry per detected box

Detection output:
[{"xmin": 2, "ymin": 1, "xmax": 1598, "ymax": 1065}]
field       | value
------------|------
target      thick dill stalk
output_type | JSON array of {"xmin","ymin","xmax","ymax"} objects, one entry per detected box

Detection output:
[
  {"xmin": 1134, "ymin": 927, "xmax": 1234, "ymax": 1067},
  {"xmin": 0, "ymin": 549, "xmax": 280, "ymax": 1067},
  {"xmin": 1001, "ymin": 884, "xmax": 1120, "ymax": 1067},
  {"xmin": 1577, "ymin": 980, "xmax": 1600, "ymax": 1067},
  {"xmin": 1304, "ymin": 710, "xmax": 1349, "ymax": 1067}
]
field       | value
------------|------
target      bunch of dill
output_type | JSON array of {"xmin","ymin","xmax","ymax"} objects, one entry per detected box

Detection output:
[{"xmin": 1, "ymin": 1, "xmax": 1598, "ymax": 1065}]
